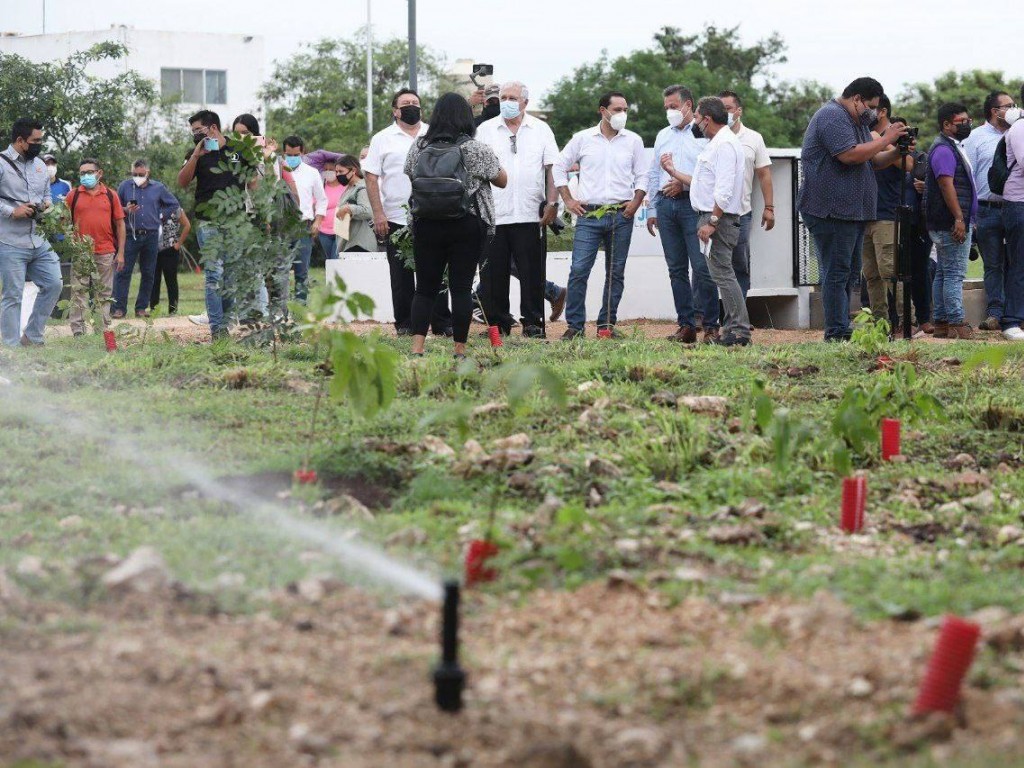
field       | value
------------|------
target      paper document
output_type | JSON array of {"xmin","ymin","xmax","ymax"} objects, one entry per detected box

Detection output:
[
  {"xmin": 700, "ymin": 236, "xmax": 712, "ymax": 257},
  {"xmin": 337, "ymin": 212, "xmax": 351, "ymax": 241}
]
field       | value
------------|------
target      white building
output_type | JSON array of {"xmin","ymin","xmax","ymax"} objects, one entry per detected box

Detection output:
[{"xmin": 0, "ymin": 26, "xmax": 266, "ymax": 136}]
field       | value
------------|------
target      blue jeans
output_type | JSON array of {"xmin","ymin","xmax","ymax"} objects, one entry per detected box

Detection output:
[
  {"xmin": 196, "ymin": 223, "xmax": 234, "ymax": 335},
  {"xmin": 732, "ymin": 212, "xmax": 754, "ymax": 299},
  {"xmin": 0, "ymin": 242, "xmax": 62, "ymax": 346},
  {"xmin": 318, "ymin": 232, "xmax": 337, "ymax": 260},
  {"xmin": 292, "ymin": 235, "xmax": 314, "ymax": 302},
  {"xmin": 113, "ymin": 230, "xmax": 159, "ymax": 314},
  {"xmin": 977, "ymin": 204, "xmax": 1008, "ymax": 320},
  {"xmin": 656, "ymin": 196, "xmax": 718, "ymax": 329},
  {"xmin": 545, "ymin": 281, "xmax": 562, "ymax": 302},
  {"xmin": 1003, "ymin": 201, "xmax": 1024, "ymax": 330},
  {"xmin": 566, "ymin": 210, "xmax": 633, "ymax": 330},
  {"xmin": 929, "ymin": 229, "xmax": 971, "ymax": 325},
  {"xmin": 803, "ymin": 214, "xmax": 865, "ymax": 340}
]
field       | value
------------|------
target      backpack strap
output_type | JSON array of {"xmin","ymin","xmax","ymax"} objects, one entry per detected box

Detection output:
[{"xmin": 68, "ymin": 187, "xmax": 119, "ymax": 250}]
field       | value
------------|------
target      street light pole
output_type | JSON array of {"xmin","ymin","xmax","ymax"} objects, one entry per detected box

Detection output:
[
  {"xmin": 366, "ymin": 0, "xmax": 373, "ymax": 136},
  {"xmin": 408, "ymin": 0, "xmax": 417, "ymax": 91}
]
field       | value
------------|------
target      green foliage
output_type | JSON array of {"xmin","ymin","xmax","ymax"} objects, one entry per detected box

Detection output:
[
  {"xmin": 487, "ymin": 364, "xmax": 567, "ymax": 412},
  {"xmin": 898, "ymin": 70, "xmax": 1024, "ymax": 143},
  {"xmin": 625, "ymin": 410, "xmax": 707, "ymax": 480},
  {"xmin": 964, "ymin": 345, "xmax": 1009, "ymax": 373},
  {"xmin": 0, "ymin": 42, "xmax": 156, "ymax": 172},
  {"xmin": 35, "ymin": 204, "xmax": 106, "ymax": 333},
  {"xmin": 747, "ymin": 381, "xmax": 811, "ymax": 476},
  {"xmin": 864, "ymin": 363, "xmax": 945, "ymax": 424},
  {"xmin": 850, "ymin": 309, "xmax": 891, "ymax": 356},
  {"xmin": 260, "ymin": 34, "xmax": 444, "ymax": 149},
  {"xmin": 543, "ymin": 24, "xmax": 830, "ymax": 147}
]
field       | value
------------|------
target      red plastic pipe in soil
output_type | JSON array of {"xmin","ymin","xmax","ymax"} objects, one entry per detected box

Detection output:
[
  {"xmin": 293, "ymin": 469, "xmax": 318, "ymax": 484},
  {"xmin": 488, "ymin": 326, "xmax": 503, "ymax": 348},
  {"xmin": 912, "ymin": 615, "xmax": 981, "ymax": 715},
  {"xmin": 464, "ymin": 539, "xmax": 499, "ymax": 586},
  {"xmin": 881, "ymin": 418, "xmax": 901, "ymax": 460},
  {"xmin": 841, "ymin": 476, "xmax": 867, "ymax": 533},
  {"xmin": 103, "ymin": 330, "xmax": 117, "ymax": 352}
]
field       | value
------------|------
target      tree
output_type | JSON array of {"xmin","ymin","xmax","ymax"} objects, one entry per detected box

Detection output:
[
  {"xmin": 896, "ymin": 70, "xmax": 1023, "ymax": 144},
  {"xmin": 261, "ymin": 32, "xmax": 444, "ymax": 152},
  {"xmin": 542, "ymin": 25, "xmax": 829, "ymax": 148},
  {"xmin": 0, "ymin": 42, "xmax": 156, "ymax": 172}
]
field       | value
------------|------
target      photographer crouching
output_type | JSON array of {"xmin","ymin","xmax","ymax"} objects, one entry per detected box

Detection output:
[{"xmin": 0, "ymin": 118, "xmax": 63, "ymax": 347}]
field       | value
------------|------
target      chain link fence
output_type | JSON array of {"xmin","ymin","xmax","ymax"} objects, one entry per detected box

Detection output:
[{"xmin": 794, "ymin": 158, "xmax": 820, "ymax": 286}]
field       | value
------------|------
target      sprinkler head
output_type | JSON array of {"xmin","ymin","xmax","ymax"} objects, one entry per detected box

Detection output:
[{"xmin": 433, "ymin": 580, "xmax": 466, "ymax": 713}]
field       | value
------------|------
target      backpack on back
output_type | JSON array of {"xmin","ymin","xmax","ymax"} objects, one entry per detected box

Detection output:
[
  {"xmin": 988, "ymin": 136, "xmax": 1017, "ymax": 196},
  {"xmin": 409, "ymin": 136, "xmax": 472, "ymax": 220}
]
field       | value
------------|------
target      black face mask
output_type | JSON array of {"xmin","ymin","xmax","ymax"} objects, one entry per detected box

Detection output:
[
  {"xmin": 954, "ymin": 123, "xmax": 972, "ymax": 141},
  {"xmin": 24, "ymin": 142, "xmax": 42, "ymax": 160},
  {"xmin": 691, "ymin": 120, "xmax": 705, "ymax": 140},
  {"xmin": 481, "ymin": 101, "xmax": 500, "ymax": 120},
  {"xmin": 399, "ymin": 105, "xmax": 421, "ymax": 126},
  {"xmin": 192, "ymin": 132, "xmax": 205, "ymax": 144}
]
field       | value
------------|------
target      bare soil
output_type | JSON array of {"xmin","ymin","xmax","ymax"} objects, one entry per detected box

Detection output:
[{"xmin": 3, "ymin": 580, "xmax": 1023, "ymax": 767}]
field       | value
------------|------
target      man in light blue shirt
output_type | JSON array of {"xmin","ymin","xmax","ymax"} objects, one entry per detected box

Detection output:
[
  {"xmin": 645, "ymin": 85, "xmax": 719, "ymax": 343},
  {"xmin": 963, "ymin": 90, "xmax": 1016, "ymax": 329}
]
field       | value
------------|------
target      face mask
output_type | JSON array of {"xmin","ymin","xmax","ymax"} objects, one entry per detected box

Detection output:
[
  {"xmin": 481, "ymin": 102, "xmax": 500, "ymax": 120},
  {"xmin": 192, "ymin": 132, "xmax": 205, "ymax": 144},
  {"xmin": 399, "ymin": 105, "xmax": 421, "ymax": 126},
  {"xmin": 1006, "ymin": 107, "xmax": 1024, "ymax": 126},
  {"xmin": 47, "ymin": 165, "xmax": 57, "ymax": 180},
  {"xmin": 954, "ymin": 122, "xmax": 972, "ymax": 142},
  {"xmin": 24, "ymin": 143, "xmax": 42, "ymax": 160},
  {"xmin": 608, "ymin": 112, "xmax": 628, "ymax": 132},
  {"xmin": 666, "ymin": 109, "xmax": 684, "ymax": 128},
  {"xmin": 204, "ymin": 137, "xmax": 219, "ymax": 152},
  {"xmin": 860, "ymin": 107, "xmax": 878, "ymax": 127},
  {"xmin": 727, "ymin": 112, "xmax": 736, "ymax": 128},
  {"xmin": 323, "ymin": 170, "xmax": 337, "ymax": 182},
  {"xmin": 500, "ymin": 100, "xmax": 521, "ymax": 120},
  {"xmin": 132, "ymin": 175, "xmax": 147, "ymax": 187},
  {"xmin": 80, "ymin": 173, "xmax": 98, "ymax": 189},
  {"xmin": 691, "ymin": 119, "xmax": 706, "ymax": 140},
  {"xmin": 567, "ymin": 171, "xmax": 579, "ymax": 181},
  {"xmin": 284, "ymin": 155, "xmax": 302, "ymax": 170}
]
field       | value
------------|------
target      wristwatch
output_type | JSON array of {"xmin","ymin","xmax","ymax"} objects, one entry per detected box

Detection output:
[{"xmin": 709, "ymin": 215, "xmax": 720, "ymax": 226}]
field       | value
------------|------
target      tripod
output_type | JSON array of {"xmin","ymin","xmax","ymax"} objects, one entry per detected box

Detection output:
[{"xmin": 892, "ymin": 143, "xmax": 915, "ymax": 340}]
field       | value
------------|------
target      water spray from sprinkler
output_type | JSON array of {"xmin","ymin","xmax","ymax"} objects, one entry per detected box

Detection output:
[{"xmin": 433, "ymin": 580, "xmax": 466, "ymax": 713}]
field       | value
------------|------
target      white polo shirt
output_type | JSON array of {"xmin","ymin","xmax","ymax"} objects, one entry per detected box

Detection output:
[
  {"xmin": 553, "ymin": 124, "xmax": 648, "ymax": 206},
  {"xmin": 363, "ymin": 121, "xmax": 429, "ymax": 225},
  {"xmin": 735, "ymin": 124, "xmax": 771, "ymax": 216},
  {"xmin": 690, "ymin": 126, "xmax": 745, "ymax": 216},
  {"xmin": 476, "ymin": 114, "xmax": 559, "ymax": 226}
]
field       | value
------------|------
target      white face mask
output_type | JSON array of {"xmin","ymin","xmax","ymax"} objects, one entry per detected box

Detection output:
[
  {"xmin": 666, "ymin": 109, "xmax": 684, "ymax": 128},
  {"xmin": 1005, "ymin": 107, "xmax": 1024, "ymax": 126},
  {"xmin": 47, "ymin": 165, "xmax": 57, "ymax": 180},
  {"xmin": 608, "ymin": 112, "xmax": 628, "ymax": 132},
  {"xmin": 132, "ymin": 175, "xmax": 147, "ymax": 187},
  {"xmin": 727, "ymin": 112, "xmax": 736, "ymax": 128},
  {"xmin": 323, "ymin": 170, "xmax": 337, "ymax": 182}
]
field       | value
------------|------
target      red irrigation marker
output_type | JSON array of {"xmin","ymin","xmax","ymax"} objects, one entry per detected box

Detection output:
[
  {"xmin": 841, "ymin": 476, "xmax": 867, "ymax": 533},
  {"xmin": 597, "ymin": 328, "xmax": 612, "ymax": 339},
  {"xmin": 881, "ymin": 418, "xmax": 902, "ymax": 460},
  {"xmin": 103, "ymin": 330, "xmax": 117, "ymax": 352},
  {"xmin": 912, "ymin": 615, "xmax": 981, "ymax": 716},
  {"xmin": 487, "ymin": 325, "xmax": 504, "ymax": 348},
  {"xmin": 464, "ymin": 539, "xmax": 499, "ymax": 586},
  {"xmin": 293, "ymin": 469, "xmax": 318, "ymax": 484}
]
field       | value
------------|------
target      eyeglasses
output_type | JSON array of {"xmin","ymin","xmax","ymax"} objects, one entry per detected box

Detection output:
[
  {"xmin": 509, "ymin": 135, "xmax": 517, "ymax": 155},
  {"xmin": 998, "ymin": 103, "xmax": 1018, "ymax": 111}
]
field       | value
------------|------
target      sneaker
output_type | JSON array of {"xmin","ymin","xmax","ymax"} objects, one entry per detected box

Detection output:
[
  {"xmin": 549, "ymin": 287, "xmax": 567, "ymax": 322},
  {"xmin": 395, "ymin": 326, "xmax": 412, "ymax": 337},
  {"xmin": 432, "ymin": 326, "xmax": 454, "ymax": 338},
  {"xmin": 560, "ymin": 327, "xmax": 584, "ymax": 340},
  {"xmin": 667, "ymin": 325, "xmax": 698, "ymax": 343},
  {"xmin": 1003, "ymin": 326, "xmax": 1024, "ymax": 341},
  {"xmin": 948, "ymin": 323, "xmax": 975, "ymax": 340},
  {"xmin": 702, "ymin": 328, "xmax": 721, "ymax": 344},
  {"xmin": 188, "ymin": 314, "xmax": 209, "ymax": 325},
  {"xmin": 472, "ymin": 306, "xmax": 486, "ymax": 324},
  {"xmin": 713, "ymin": 333, "xmax": 751, "ymax": 347},
  {"xmin": 522, "ymin": 325, "xmax": 545, "ymax": 339},
  {"xmin": 979, "ymin": 316, "xmax": 1002, "ymax": 331},
  {"xmin": 72, "ymin": 331, "xmax": 85, "ymax": 338},
  {"xmin": 932, "ymin": 322, "xmax": 949, "ymax": 339}
]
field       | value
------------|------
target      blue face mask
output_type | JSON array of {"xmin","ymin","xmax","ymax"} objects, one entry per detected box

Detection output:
[
  {"xmin": 500, "ymin": 100, "xmax": 521, "ymax": 120},
  {"xmin": 79, "ymin": 173, "xmax": 98, "ymax": 189},
  {"xmin": 204, "ymin": 137, "xmax": 219, "ymax": 152},
  {"xmin": 284, "ymin": 155, "xmax": 302, "ymax": 170}
]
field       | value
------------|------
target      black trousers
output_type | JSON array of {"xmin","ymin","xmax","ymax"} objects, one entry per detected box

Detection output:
[
  {"xmin": 909, "ymin": 229, "xmax": 933, "ymax": 325},
  {"xmin": 479, "ymin": 222, "xmax": 546, "ymax": 333},
  {"xmin": 150, "ymin": 246, "xmax": 180, "ymax": 313},
  {"xmin": 386, "ymin": 221, "xmax": 451, "ymax": 332},
  {"xmin": 410, "ymin": 215, "xmax": 485, "ymax": 343}
]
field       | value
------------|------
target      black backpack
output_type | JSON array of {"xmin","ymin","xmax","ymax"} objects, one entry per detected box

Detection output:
[
  {"xmin": 409, "ymin": 136, "xmax": 472, "ymax": 220},
  {"xmin": 988, "ymin": 136, "xmax": 1017, "ymax": 196}
]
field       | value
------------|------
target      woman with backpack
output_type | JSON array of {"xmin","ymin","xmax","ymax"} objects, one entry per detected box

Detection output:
[
  {"xmin": 404, "ymin": 92, "xmax": 507, "ymax": 358},
  {"xmin": 334, "ymin": 155, "xmax": 378, "ymax": 254}
]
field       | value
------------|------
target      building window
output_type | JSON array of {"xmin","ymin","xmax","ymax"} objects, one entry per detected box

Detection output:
[{"xmin": 160, "ymin": 68, "xmax": 228, "ymax": 105}]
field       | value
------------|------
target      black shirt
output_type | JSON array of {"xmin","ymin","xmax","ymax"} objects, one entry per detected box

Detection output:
[{"xmin": 193, "ymin": 143, "xmax": 249, "ymax": 208}]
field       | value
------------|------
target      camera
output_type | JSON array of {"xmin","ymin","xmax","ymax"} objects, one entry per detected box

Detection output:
[
  {"xmin": 897, "ymin": 125, "xmax": 918, "ymax": 151},
  {"xmin": 25, "ymin": 202, "xmax": 43, "ymax": 220}
]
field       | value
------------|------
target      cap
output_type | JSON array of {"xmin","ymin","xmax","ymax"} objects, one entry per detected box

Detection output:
[
  {"xmin": 42, "ymin": 154, "xmax": 57, "ymax": 163},
  {"xmin": 483, "ymin": 84, "xmax": 500, "ymax": 100}
]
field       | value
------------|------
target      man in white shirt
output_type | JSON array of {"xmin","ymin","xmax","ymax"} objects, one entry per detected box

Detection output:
[
  {"xmin": 280, "ymin": 136, "xmax": 327, "ymax": 303},
  {"xmin": 553, "ymin": 92, "xmax": 647, "ymax": 339},
  {"xmin": 476, "ymin": 81, "xmax": 560, "ymax": 338},
  {"xmin": 719, "ymin": 91, "xmax": 775, "ymax": 299},
  {"xmin": 690, "ymin": 97, "xmax": 750, "ymax": 346},
  {"xmin": 364, "ymin": 88, "xmax": 451, "ymax": 335}
]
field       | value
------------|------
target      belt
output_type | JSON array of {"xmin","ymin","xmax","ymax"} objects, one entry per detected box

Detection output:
[
  {"xmin": 132, "ymin": 228, "xmax": 155, "ymax": 235},
  {"xmin": 582, "ymin": 202, "xmax": 627, "ymax": 212},
  {"xmin": 979, "ymin": 200, "xmax": 1003, "ymax": 209},
  {"xmin": 696, "ymin": 211, "xmax": 740, "ymax": 220}
]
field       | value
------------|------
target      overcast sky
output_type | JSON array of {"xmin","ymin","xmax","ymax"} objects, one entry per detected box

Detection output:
[{"xmin": 4, "ymin": 0, "xmax": 1019, "ymax": 103}]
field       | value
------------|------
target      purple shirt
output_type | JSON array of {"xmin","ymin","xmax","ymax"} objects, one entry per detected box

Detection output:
[
  {"xmin": 1004, "ymin": 121, "xmax": 1024, "ymax": 203},
  {"xmin": 930, "ymin": 143, "xmax": 979, "ymax": 223}
]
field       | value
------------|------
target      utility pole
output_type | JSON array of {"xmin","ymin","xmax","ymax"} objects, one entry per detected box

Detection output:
[
  {"xmin": 366, "ymin": 0, "xmax": 373, "ymax": 136},
  {"xmin": 42, "ymin": 0, "xmax": 47, "ymax": 34},
  {"xmin": 408, "ymin": 0, "xmax": 417, "ymax": 91}
]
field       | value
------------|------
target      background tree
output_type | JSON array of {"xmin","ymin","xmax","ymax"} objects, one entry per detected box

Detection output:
[
  {"xmin": 261, "ymin": 32, "xmax": 444, "ymax": 152},
  {"xmin": 0, "ymin": 42, "xmax": 156, "ymax": 173},
  {"xmin": 542, "ymin": 25, "xmax": 831, "ymax": 147}
]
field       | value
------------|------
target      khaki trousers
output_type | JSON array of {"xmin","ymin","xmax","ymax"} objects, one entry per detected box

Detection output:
[
  {"xmin": 69, "ymin": 252, "xmax": 114, "ymax": 334},
  {"xmin": 862, "ymin": 220, "xmax": 903, "ymax": 324}
]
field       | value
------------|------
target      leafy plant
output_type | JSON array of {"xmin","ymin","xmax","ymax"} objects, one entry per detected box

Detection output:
[
  {"xmin": 626, "ymin": 410, "xmax": 707, "ymax": 480},
  {"xmin": 36, "ymin": 205, "xmax": 106, "ymax": 334},
  {"xmin": 850, "ymin": 309, "xmax": 891, "ymax": 356},
  {"xmin": 748, "ymin": 380, "xmax": 811, "ymax": 476},
  {"xmin": 865, "ymin": 362, "xmax": 944, "ymax": 424}
]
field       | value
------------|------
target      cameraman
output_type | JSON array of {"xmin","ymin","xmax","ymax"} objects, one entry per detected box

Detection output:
[{"xmin": 0, "ymin": 118, "xmax": 63, "ymax": 347}]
